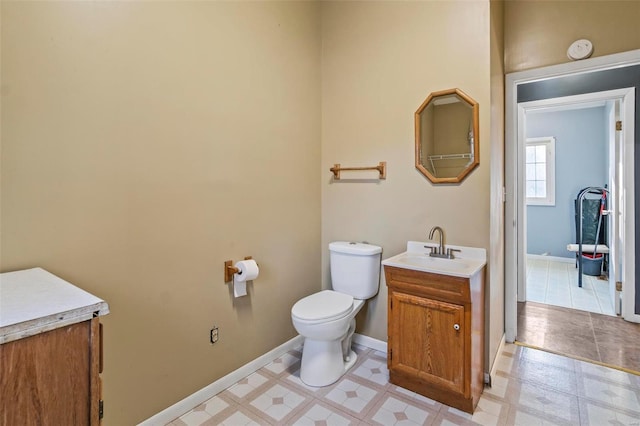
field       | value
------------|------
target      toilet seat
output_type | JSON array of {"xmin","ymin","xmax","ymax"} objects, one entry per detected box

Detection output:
[{"xmin": 291, "ymin": 290, "xmax": 353, "ymax": 322}]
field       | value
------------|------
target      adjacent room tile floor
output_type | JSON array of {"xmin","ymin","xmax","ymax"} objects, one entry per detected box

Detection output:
[
  {"xmin": 517, "ymin": 301, "xmax": 640, "ymax": 374},
  {"xmin": 526, "ymin": 257, "xmax": 615, "ymax": 316},
  {"xmin": 167, "ymin": 342, "xmax": 640, "ymax": 425},
  {"xmin": 522, "ymin": 257, "xmax": 640, "ymax": 374}
]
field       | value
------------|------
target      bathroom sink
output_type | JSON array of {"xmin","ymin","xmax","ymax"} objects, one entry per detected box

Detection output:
[
  {"xmin": 393, "ymin": 254, "xmax": 473, "ymax": 273},
  {"xmin": 382, "ymin": 241, "xmax": 486, "ymax": 278}
]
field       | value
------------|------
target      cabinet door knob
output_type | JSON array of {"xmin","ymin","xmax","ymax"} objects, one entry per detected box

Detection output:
[{"xmin": 453, "ymin": 324, "xmax": 460, "ymax": 331}]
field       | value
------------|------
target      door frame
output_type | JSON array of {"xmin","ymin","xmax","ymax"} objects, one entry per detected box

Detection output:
[
  {"xmin": 607, "ymin": 99, "xmax": 622, "ymax": 315},
  {"xmin": 505, "ymin": 50, "xmax": 640, "ymax": 342}
]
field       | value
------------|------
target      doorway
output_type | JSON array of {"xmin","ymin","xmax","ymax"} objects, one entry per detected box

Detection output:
[
  {"xmin": 513, "ymin": 92, "xmax": 640, "ymax": 372},
  {"xmin": 522, "ymin": 96, "xmax": 619, "ymax": 316},
  {"xmin": 505, "ymin": 51, "xmax": 640, "ymax": 348}
]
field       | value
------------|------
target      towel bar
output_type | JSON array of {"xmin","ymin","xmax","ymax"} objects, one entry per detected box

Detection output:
[{"xmin": 330, "ymin": 161, "xmax": 386, "ymax": 180}]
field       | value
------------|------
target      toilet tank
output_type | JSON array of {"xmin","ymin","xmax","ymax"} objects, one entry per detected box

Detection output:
[{"xmin": 329, "ymin": 242, "xmax": 382, "ymax": 300}]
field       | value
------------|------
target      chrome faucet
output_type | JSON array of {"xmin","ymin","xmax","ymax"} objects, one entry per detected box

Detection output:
[
  {"xmin": 427, "ymin": 226, "xmax": 460, "ymax": 259},
  {"xmin": 428, "ymin": 226, "xmax": 445, "ymax": 256}
]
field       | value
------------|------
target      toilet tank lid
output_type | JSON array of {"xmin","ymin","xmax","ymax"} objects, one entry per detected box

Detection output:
[{"xmin": 329, "ymin": 241, "xmax": 382, "ymax": 255}]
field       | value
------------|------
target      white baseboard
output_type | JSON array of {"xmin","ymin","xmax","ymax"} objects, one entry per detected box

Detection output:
[
  {"xmin": 353, "ymin": 333, "xmax": 387, "ymax": 353},
  {"xmin": 138, "ymin": 335, "xmax": 304, "ymax": 426},
  {"xmin": 487, "ymin": 334, "xmax": 507, "ymax": 387},
  {"xmin": 527, "ymin": 253, "xmax": 574, "ymax": 264},
  {"xmin": 138, "ymin": 333, "xmax": 386, "ymax": 425}
]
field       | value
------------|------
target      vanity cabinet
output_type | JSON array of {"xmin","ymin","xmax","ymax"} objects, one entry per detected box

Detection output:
[
  {"xmin": 0, "ymin": 318, "xmax": 103, "ymax": 425},
  {"xmin": 0, "ymin": 268, "xmax": 109, "ymax": 425},
  {"xmin": 385, "ymin": 265, "xmax": 484, "ymax": 413}
]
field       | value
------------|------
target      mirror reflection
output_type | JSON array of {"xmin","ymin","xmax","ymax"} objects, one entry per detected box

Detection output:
[{"xmin": 415, "ymin": 88, "xmax": 479, "ymax": 183}]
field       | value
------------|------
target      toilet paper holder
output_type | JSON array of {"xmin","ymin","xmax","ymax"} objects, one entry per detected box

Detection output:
[{"xmin": 224, "ymin": 256, "xmax": 254, "ymax": 282}]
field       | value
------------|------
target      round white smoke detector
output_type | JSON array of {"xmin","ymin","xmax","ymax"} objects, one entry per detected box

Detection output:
[{"xmin": 567, "ymin": 39, "xmax": 593, "ymax": 60}]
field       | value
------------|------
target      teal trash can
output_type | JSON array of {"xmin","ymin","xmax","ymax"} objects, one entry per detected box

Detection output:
[{"xmin": 581, "ymin": 254, "xmax": 603, "ymax": 276}]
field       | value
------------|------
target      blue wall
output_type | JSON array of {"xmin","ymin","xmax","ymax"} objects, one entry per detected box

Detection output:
[{"xmin": 526, "ymin": 107, "xmax": 607, "ymax": 258}]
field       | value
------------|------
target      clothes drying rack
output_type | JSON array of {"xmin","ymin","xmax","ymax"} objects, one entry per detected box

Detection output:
[{"xmin": 567, "ymin": 186, "xmax": 609, "ymax": 287}]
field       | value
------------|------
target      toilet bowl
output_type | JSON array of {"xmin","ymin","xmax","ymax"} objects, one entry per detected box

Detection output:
[
  {"xmin": 291, "ymin": 241, "xmax": 382, "ymax": 387},
  {"xmin": 291, "ymin": 290, "xmax": 365, "ymax": 387}
]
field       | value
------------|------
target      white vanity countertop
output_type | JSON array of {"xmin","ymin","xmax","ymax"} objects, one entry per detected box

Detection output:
[
  {"xmin": 0, "ymin": 267, "xmax": 109, "ymax": 344},
  {"xmin": 382, "ymin": 241, "xmax": 487, "ymax": 278}
]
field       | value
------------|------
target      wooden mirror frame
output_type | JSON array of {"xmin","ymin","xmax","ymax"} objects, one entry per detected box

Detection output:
[{"xmin": 415, "ymin": 88, "xmax": 479, "ymax": 184}]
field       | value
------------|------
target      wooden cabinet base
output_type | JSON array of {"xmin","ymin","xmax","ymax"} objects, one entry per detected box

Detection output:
[
  {"xmin": 0, "ymin": 318, "xmax": 102, "ymax": 425},
  {"xmin": 390, "ymin": 372, "xmax": 478, "ymax": 414},
  {"xmin": 385, "ymin": 265, "xmax": 485, "ymax": 414}
]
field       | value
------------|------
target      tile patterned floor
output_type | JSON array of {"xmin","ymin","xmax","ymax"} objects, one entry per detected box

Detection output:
[
  {"xmin": 167, "ymin": 342, "xmax": 640, "ymax": 425},
  {"xmin": 526, "ymin": 257, "xmax": 615, "ymax": 316}
]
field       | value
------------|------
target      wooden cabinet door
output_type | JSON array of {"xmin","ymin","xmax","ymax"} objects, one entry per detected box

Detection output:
[
  {"xmin": 389, "ymin": 291, "xmax": 465, "ymax": 394},
  {"xmin": 0, "ymin": 319, "xmax": 101, "ymax": 425}
]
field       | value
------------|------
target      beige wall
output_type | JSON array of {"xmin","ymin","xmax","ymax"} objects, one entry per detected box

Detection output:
[
  {"xmin": 320, "ymin": 0, "xmax": 493, "ymax": 353},
  {"xmin": 1, "ymin": 1, "xmax": 515, "ymax": 423},
  {"xmin": 505, "ymin": 0, "xmax": 640, "ymax": 73},
  {"xmin": 0, "ymin": 2, "xmax": 320, "ymax": 424}
]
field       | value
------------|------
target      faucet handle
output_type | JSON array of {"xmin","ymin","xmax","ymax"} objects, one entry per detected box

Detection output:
[{"xmin": 446, "ymin": 248, "xmax": 461, "ymax": 259}]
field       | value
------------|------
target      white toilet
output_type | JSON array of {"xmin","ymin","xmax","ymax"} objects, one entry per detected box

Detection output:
[{"xmin": 291, "ymin": 241, "xmax": 382, "ymax": 387}]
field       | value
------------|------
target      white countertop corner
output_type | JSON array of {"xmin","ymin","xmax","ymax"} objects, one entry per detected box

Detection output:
[{"xmin": 0, "ymin": 267, "xmax": 109, "ymax": 344}]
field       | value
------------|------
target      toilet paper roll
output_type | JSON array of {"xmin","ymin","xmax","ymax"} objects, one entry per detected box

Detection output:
[
  {"xmin": 232, "ymin": 259, "xmax": 259, "ymax": 298},
  {"xmin": 234, "ymin": 259, "xmax": 259, "ymax": 283},
  {"xmin": 234, "ymin": 278, "xmax": 247, "ymax": 298}
]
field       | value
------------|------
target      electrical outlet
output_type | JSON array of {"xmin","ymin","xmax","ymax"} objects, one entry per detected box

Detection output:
[
  {"xmin": 210, "ymin": 326, "xmax": 219, "ymax": 344},
  {"xmin": 484, "ymin": 372, "xmax": 491, "ymax": 385}
]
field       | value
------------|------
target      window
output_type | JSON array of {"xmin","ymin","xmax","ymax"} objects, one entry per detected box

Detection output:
[{"xmin": 525, "ymin": 136, "xmax": 556, "ymax": 206}]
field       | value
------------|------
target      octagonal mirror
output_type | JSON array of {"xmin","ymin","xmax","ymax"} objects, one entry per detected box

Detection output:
[{"xmin": 415, "ymin": 88, "xmax": 479, "ymax": 183}]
